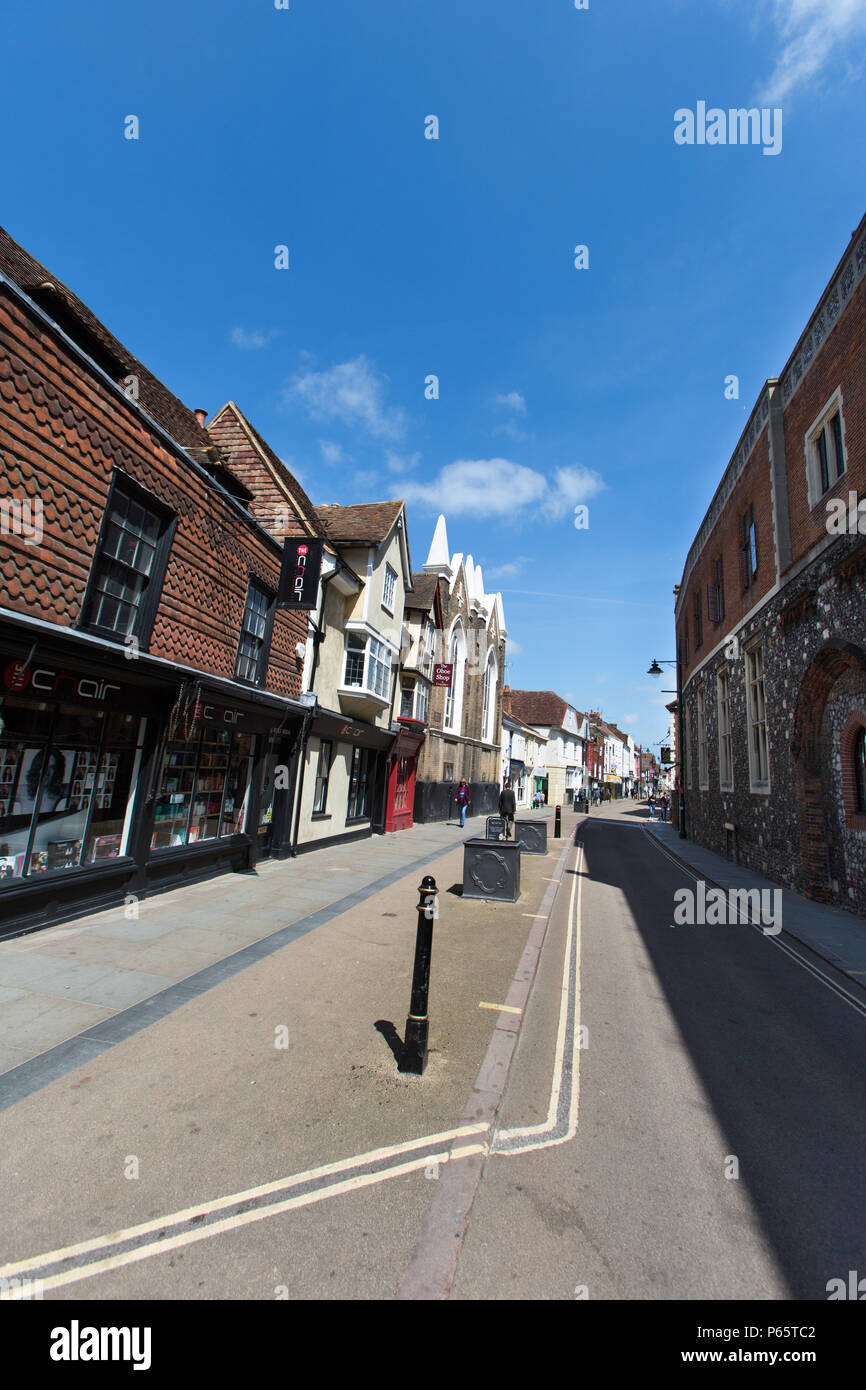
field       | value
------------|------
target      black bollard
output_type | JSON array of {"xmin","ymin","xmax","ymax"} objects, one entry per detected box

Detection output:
[
  {"xmin": 400, "ymin": 875, "xmax": 438, "ymax": 1075},
  {"xmin": 554, "ymin": 804, "xmax": 562, "ymax": 838}
]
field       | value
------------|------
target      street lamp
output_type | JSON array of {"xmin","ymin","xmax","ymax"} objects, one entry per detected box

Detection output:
[{"xmin": 648, "ymin": 658, "xmax": 686, "ymax": 839}]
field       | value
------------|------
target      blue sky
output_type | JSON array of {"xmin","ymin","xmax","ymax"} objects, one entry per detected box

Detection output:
[{"xmin": 2, "ymin": 0, "xmax": 865, "ymax": 747}]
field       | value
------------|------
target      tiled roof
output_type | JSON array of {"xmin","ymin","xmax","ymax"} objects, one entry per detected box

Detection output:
[
  {"xmin": 406, "ymin": 573, "xmax": 438, "ymax": 610},
  {"xmin": 207, "ymin": 402, "xmax": 327, "ymax": 540},
  {"xmin": 315, "ymin": 501, "xmax": 404, "ymax": 544},
  {"xmin": 503, "ymin": 690, "xmax": 568, "ymax": 728},
  {"xmin": 0, "ymin": 225, "xmax": 245, "ymax": 486}
]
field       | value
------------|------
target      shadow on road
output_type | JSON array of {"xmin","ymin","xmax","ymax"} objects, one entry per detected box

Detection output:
[{"xmin": 576, "ymin": 814, "xmax": 866, "ymax": 1299}]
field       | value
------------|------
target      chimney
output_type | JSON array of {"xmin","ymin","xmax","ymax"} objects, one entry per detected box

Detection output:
[{"xmin": 194, "ymin": 408, "xmax": 208, "ymax": 428}]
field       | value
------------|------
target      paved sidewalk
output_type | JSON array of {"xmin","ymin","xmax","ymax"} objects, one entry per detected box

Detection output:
[
  {"xmin": 0, "ymin": 813, "xmax": 577, "ymax": 1299},
  {"xmin": 642, "ymin": 815, "xmax": 866, "ymax": 986},
  {"xmin": 0, "ymin": 807, "xmax": 558, "ymax": 1093}
]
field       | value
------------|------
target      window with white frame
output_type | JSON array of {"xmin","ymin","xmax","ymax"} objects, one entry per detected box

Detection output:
[
  {"xmin": 400, "ymin": 680, "xmax": 414, "ymax": 718},
  {"xmin": 481, "ymin": 652, "xmax": 496, "ymax": 742},
  {"xmin": 382, "ymin": 564, "xmax": 397, "ymax": 613},
  {"xmin": 717, "ymin": 668, "xmax": 733, "ymax": 791},
  {"xmin": 806, "ymin": 390, "xmax": 846, "ymax": 508},
  {"xmin": 415, "ymin": 682, "xmax": 429, "ymax": 724},
  {"xmin": 697, "ymin": 683, "xmax": 708, "ymax": 789},
  {"xmin": 444, "ymin": 625, "xmax": 465, "ymax": 732},
  {"xmin": 746, "ymin": 644, "xmax": 769, "ymax": 790},
  {"xmin": 343, "ymin": 631, "xmax": 392, "ymax": 700}
]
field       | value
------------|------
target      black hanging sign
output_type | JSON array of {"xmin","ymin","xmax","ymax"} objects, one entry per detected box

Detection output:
[{"xmin": 277, "ymin": 538, "xmax": 324, "ymax": 610}]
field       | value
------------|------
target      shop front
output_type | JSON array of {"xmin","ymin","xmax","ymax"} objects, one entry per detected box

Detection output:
[
  {"xmin": 143, "ymin": 683, "xmax": 305, "ymax": 895},
  {"xmin": 295, "ymin": 708, "xmax": 395, "ymax": 851},
  {"xmin": 384, "ymin": 718, "xmax": 426, "ymax": 832},
  {"xmin": 0, "ymin": 636, "xmax": 165, "ymax": 936},
  {"xmin": 0, "ymin": 619, "xmax": 306, "ymax": 937}
]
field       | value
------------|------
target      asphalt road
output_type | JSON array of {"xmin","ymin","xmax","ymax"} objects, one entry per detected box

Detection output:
[
  {"xmin": 452, "ymin": 808, "xmax": 866, "ymax": 1299},
  {"xmin": 1, "ymin": 803, "xmax": 863, "ymax": 1302}
]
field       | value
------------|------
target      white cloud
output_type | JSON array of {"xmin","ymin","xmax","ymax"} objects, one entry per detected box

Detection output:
[
  {"xmin": 319, "ymin": 440, "xmax": 349, "ymax": 466},
  {"xmin": 494, "ymin": 391, "xmax": 527, "ymax": 414},
  {"xmin": 386, "ymin": 450, "xmax": 421, "ymax": 474},
  {"xmin": 230, "ymin": 327, "xmax": 277, "ymax": 350},
  {"xmin": 506, "ymin": 638, "xmax": 523, "ymax": 657},
  {"xmin": 757, "ymin": 0, "xmax": 866, "ymax": 103},
  {"xmin": 286, "ymin": 355, "xmax": 406, "ymax": 441},
  {"xmin": 622, "ymin": 712, "xmax": 639, "ymax": 725},
  {"xmin": 401, "ymin": 458, "xmax": 604, "ymax": 521},
  {"xmin": 486, "ymin": 556, "xmax": 530, "ymax": 581}
]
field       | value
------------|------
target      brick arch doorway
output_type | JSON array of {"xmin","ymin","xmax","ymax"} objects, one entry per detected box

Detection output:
[{"xmin": 791, "ymin": 638, "xmax": 866, "ymax": 903}]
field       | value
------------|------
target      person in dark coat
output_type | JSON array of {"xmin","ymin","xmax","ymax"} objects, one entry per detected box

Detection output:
[{"xmin": 499, "ymin": 781, "xmax": 516, "ymax": 838}]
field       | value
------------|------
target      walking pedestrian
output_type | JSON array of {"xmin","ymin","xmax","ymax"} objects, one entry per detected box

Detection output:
[
  {"xmin": 455, "ymin": 778, "xmax": 471, "ymax": 828},
  {"xmin": 499, "ymin": 780, "xmax": 516, "ymax": 838}
]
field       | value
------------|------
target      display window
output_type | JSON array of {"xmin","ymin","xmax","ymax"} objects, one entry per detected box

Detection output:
[
  {"xmin": 0, "ymin": 697, "xmax": 145, "ymax": 881},
  {"xmin": 150, "ymin": 724, "xmax": 254, "ymax": 851}
]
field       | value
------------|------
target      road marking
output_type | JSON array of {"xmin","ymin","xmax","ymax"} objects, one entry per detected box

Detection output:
[
  {"xmin": 0, "ymin": 1124, "xmax": 489, "ymax": 1284},
  {"xmin": 643, "ymin": 829, "xmax": 866, "ymax": 1019},
  {"xmin": 521, "ymin": 913, "xmax": 547, "ymax": 919},
  {"xmin": 492, "ymin": 842, "xmax": 583, "ymax": 1155},
  {"xmin": 478, "ymin": 1002, "xmax": 522, "ymax": 1015},
  {"xmin": 2, "ymin": 845, "xmax": 586, "ymax": 1291},
  {"xmin": 0, "ymin": 1144, "xmax": 489, "ymax": 1297}
]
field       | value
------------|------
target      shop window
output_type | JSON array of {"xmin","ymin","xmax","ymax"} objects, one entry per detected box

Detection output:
[
  {"xmin": 150, "ymin": 724, "xmax": 254, "ymax": 850},
  {"xmin": 313, "ymin": 740, "xmax": 332, "ymax": 815},
  {"xmin": 235, "ymin": 582, "xmax": 275, "ymax": 685},
  {"xmin": 81, "ymin": 476, "xmax": 174, "ymax": 648},
  {"xmin": 0, "ymin": 699, "xmax": 144, "ymax": 881},
  {"xmin": 347, "ymin": 746, "xmax": 372, "ymax": 820}
]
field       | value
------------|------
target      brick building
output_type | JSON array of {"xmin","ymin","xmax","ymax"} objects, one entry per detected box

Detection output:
[
  {"xmin": 675, "ymin": 211, "xmax": 866, "ymax": 914},
  {"xmin": 0, "ymin": 228, "xmax": 313, "ymax": 935}
]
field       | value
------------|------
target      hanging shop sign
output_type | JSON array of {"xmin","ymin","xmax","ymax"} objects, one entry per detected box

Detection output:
[
  {"xmin": 277, "ymin": 538, "xmax": 324, "ymax": 611},
  {"xmin": 433, "ymin": 663, "xmax": 453, "ymax": 687}
]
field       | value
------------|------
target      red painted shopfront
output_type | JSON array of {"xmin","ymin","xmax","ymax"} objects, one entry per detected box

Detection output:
[{"xmin": 384, "ymin": 719, "xmax": 426, "ymax": 832}]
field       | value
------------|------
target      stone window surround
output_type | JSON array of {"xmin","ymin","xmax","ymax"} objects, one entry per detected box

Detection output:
[
  {"xmin": 840, "ymin": 712, "xmax": 866, "ymax": 832},
  {"xmin": 716, "ymin": 667, "xmax": 734, "ymax": 793},
  {"xmin": 804, "ymin": 385, "xmax": 847, "ymax": 513},
  {"xmin": 745, "ymin": 639, "xmax": 770, "ymax": 794}
]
